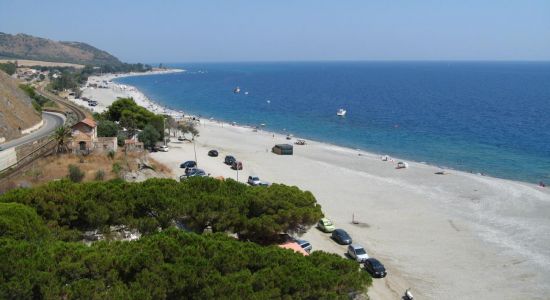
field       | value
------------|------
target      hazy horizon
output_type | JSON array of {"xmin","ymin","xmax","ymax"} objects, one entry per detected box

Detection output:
[{"xmin": 1, "ymin": 0, "xmax": 549, "ymax": 63}]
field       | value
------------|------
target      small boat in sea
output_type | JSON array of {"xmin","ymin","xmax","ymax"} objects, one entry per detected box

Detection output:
[
  {"xmin": 233, "ymin": 87, "xmax": 241, "ymax": 94},
  {"xmin": 244, "ymin": 91, "xmax": 249, "ymax": 95},
  {"xmin": 337, "ymin": 108, "xmax": 347, "ymax": 116}
]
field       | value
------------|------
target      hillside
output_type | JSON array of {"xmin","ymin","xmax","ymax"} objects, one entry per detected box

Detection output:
[
  {"xmin": 0, "ymin": 32, "xmax": 122, "ymax": 66},
  {"xmin": 0, "ymin": 70, "xmax": 41, "ymax": 142}
]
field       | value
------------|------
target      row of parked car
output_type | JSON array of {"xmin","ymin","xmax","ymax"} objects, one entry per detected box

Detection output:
[
  {"xmin": 179, "ymin": 160, "xmax": 207, "ymax": 181},
  {"xmin": 178, "ymin": 150, "xmax": 270, "ymax": 187},
  {"xmin": 317, "ymin": 218, "xmax": 387, "ymax": 278}
]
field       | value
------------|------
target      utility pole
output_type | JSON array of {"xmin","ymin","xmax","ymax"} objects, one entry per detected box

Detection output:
[{"xmin": 193, "ymin": 139, "xmax": 198, "ymax": 166}]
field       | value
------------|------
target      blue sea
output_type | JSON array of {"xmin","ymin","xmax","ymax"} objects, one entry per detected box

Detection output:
[{"xmin": 116, "ymin": 62, "xmax": 550, "ymax": 184}]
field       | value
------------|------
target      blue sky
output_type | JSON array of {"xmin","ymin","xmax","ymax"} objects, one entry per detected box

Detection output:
[{"xmin": 1, "ymin": 0, "xmax": 549, "ymax": 62}]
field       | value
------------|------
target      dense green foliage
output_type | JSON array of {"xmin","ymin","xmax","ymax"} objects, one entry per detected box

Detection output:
[
  {"xmin": 0, "ymin": 229, "xmax": 370, "ymax": 299},
  {"xmin": 0, "ymin": 61, "xmax": 16, "ymax": 75},
  {"xmin": 0, "ymin": 178, "xmax": 324, "ymax": 243},
  {"xmin": 98, "ymin": 62, "xmax": 152, "ymax": 73},
  {"xmin": 97, "ymin": 120, "xmax": 119, "ymax": 137},
  {"xmin": 100, "ymin": 98, "xmax": 165, "ymax": 140},
  {"xmin": 68, "ymin": 165, "xmax": 85, "ymax": 183},
  {"xmin": 49, "ymin": 70, "xmax": 79, "ymax": 91},
  {"xmin": 0, "ymin": 203, "xmax": 49, "ymax": 241},
  {"xmin": 19, "ymin": 84, "xmax": 53, "ymax": 112},
  {"xmin": 0, "ymin": 179, "xmax": 370, "ymax": 299},
  {"xmin": 138, "ymin": 124, "xmax": 161, "ymax": 148}
]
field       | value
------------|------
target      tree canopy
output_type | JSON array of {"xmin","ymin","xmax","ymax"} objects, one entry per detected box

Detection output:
[
  {"xmin": 101, "ymin": 98, "xmax": 165, "ymax": 140},
  {"xmin": 96, "ymin": 120, "xmax": 118, "ymax": 137},
  {"xmin": 0, "ymin": 203, "xmax": 49, "ymax": 241},
  {"xmin": 0, "ymin": 179, "xmax": 372, "ymax": 299},
  {"xmin": 138, "ymin": 124, "xmax": 161, "ymax": 149},
  {"xmin": 0, "ymin": 178, "xmax": 323, "ymax": 243},
  {"xmin": 0, "ymin": 61, "xmax": 16, "ymax": 75},
  {"xmin": 0, "ymin": 229, "xmax": 370, "ymax": 299}
]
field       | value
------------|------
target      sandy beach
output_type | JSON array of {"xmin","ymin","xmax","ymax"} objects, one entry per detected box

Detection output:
[
  {"xmin": 83, "ymin": 72, "xmax": 550, "ymax": 300},
  {"xmin": 78, "ymin": 69, "xmax": 185, "ymax": 117}
]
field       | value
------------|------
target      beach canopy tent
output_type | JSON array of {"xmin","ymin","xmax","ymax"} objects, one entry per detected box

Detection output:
[{"xmin": 272, "ymin": 144, "xmax": 293, "ymax": 155}]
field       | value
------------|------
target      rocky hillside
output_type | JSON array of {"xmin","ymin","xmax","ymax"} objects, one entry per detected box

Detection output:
[
  {"xmin": 0, "ymin": 71, "xmax": 41, "ymax": 142},
  {"xmin": 0, "ymin": 32, "xmax": 122, "ymax": 66}
]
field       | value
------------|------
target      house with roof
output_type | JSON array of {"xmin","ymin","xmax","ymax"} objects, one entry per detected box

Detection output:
[{"xmin": 70, "ymin": 118, "xmax": 117, "ymax": 154}]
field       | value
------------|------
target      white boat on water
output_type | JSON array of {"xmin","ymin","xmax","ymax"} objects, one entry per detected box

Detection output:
[
  {"xmin": 337, "ymin": 108, "xmax": 347, "ymax": 116},
  {"xmin": 233, "ymin": 87, "xmax": 241, "ymax": 94}
]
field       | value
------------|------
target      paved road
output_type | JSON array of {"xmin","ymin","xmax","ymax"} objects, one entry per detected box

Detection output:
[{"xmin": 0, "ymin": 112, "xmax": 65, "ymax": 150}]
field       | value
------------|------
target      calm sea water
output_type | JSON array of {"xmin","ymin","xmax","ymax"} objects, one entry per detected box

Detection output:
[{"xmin": 116, "ymin": 62, "xmax": 550, "ymax": 183}]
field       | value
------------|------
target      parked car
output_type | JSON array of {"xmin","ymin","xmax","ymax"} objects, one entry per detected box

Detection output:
[
  {"xmin": 296, "ymin": 239, "xmax": 312, "ymax": 253},
  {"xmin": 363, "ymin": 258, "xmax": 387, "ymax": 278},
  {"xmin": 177, "ymin": 136, "xmax": 185, "ymax": 141},
  {"xmin": 247, "ymin": 176, "xmax": 261, "ymax": 186},
  {"xmin": 184, "ymin": 167, "xmax": 197, "ymax": 176},
  {"xmin": 331, "ymin": 229, "xmax": 352, "ymax": 245},
  {"xmin": 317, "ymin": 218, "xmax": 336, "ymax": 233},
  {"xmin": 231, "ymin": 161, "xmax": 243, "ymax": 170},
  {"xmin": 208, "ymin": 149, "xmax": 219, "ymax": 157},
  {"xmin": 224, "ymin": 155, "xmax": 236, "ymax": 165},
  {"xmin": 347, "ymin": 244, "xmax": 369, "ymax": 263},
  {"xmin": 187, "ymin": 169, "xmax": 207, "ymax": 177},
  {"xmin": 180, "ymin": 160, "xmax": 197, "ymax": 169},
  {"xmin": 159, "ymin": 145, "xmax": 169, "ymax": 152},
  {"xmin": 180, "ymin": 161, "xmax": 197, "ymax": 169},
  {"xmin": 179, "ymin": 169, "xmax": 207, "ymax": 181}
]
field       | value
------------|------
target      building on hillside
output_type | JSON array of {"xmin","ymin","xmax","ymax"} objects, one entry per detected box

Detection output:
[
  {"xmin": 70, "ymin": 118, "xmax": 97, "ymax": 154},
  {"xmin": 70, "ymin": 118, "xmax": 117, "ymax": 154},
  {"xmin": 95, "ymin": 137, "xmax": 118, "ymax": 153},
  {"xmin": 124, "ymin": 139, "xmax": 144, "ymax": 152}
]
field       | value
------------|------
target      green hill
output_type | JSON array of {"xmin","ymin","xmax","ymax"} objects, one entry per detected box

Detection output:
[{"xmin": 0, "ymin": 32, "xmax": 122, "ymax": 66}]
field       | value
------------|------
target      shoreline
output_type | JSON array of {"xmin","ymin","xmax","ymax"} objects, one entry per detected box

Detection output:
[
  {"xmin": 79, "ymin": 68, "xmax": 186, "ymax": 118},
  {"xmin": 79, "ymin": 70, "xmax": 550, "ymax": 299}
]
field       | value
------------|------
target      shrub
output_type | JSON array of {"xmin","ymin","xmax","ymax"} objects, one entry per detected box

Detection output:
[
  {"xmin": 117, "ymin": 132, "xmax": 126, "ymax": 147},
  {"xmin": 112, "ymin": 162, "xmax": 122, "ymax": 177},
  {"xmin": 107, "ymin": 150, "xmax": 115, "ymax": 160},
  {"xmin": 67, "ymin": 164, "xmax": 85, "ymax": 182},
  {"xmin": 94, "ymin": 169, "xmax": 105, "ymax": 181}
]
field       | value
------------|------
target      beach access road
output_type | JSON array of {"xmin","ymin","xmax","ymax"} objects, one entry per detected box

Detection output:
[{"xmin": 0, "ymin": 112, "xmax": 65, "ymax": 150}]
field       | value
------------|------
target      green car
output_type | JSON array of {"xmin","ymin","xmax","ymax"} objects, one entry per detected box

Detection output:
[{"xmin": 317, "ymin": 218, "xmax": 336, "ymax": 233}]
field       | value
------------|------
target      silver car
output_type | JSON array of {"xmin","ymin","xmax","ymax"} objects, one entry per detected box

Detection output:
[{"xmin": 347, "ymin": 244, "xmax": 369, "ymax": 262}]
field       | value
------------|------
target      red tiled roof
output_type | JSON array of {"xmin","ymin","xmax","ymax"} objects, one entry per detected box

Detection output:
[
  {"xmin": 278, "ymin": 242, "xmax": 309, "ymax": 256},
  {"xmin": 79, "ymin": 118, "xmax": 97, "ymax": 128}
]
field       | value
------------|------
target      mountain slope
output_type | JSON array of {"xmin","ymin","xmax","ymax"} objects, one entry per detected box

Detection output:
[
  {"xmin": 0, "ymin": 71, "xmax": 41, "ymax": 143},
  {"xmin": 0, "ymin": 32, "xmax": 121, "ymax": 66}
]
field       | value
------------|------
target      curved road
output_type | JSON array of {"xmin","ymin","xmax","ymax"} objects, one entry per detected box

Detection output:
[{"xmin": 0, "ymin": 111, "xmax": 65, "ymax": 150}]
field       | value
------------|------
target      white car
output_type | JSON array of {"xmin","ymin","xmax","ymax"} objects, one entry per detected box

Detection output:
[
  {"xmin": 247, "ymin": 176, "xmax": 261, "ymax": 186},
  {"xmin": 159, "ymin": 145, "xmax": 169, "ymax": 152},
  {"xmin": 247, "ymin": 176, "xmax": 270, "ymax": 186},
  {"xmin": 347, "ymin": 244, "xmax": 369, "ymax": 262}
]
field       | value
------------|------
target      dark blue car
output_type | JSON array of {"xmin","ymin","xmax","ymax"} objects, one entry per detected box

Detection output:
[{"xmin": 331, "ymin": 229, "xmax": 352, "ymax": 245}]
